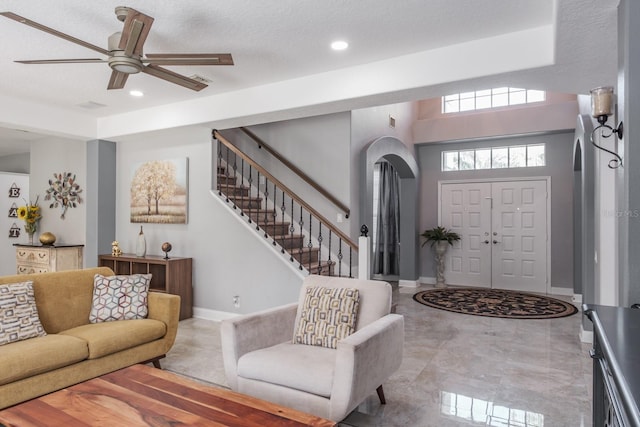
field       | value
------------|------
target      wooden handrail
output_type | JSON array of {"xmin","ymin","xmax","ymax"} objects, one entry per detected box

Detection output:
[
  {"xmin": 214, "ymin": 130, "xmax": 357, "ymax": 252},
  {"xmin": 239, "ymin": 127, "xmax": 351, "ymax": 218}
]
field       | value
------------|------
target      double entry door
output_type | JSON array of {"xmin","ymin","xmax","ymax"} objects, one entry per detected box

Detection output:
[{"xmin": 440, "ymin": 179, "xmax": 548, "ymax": 293}]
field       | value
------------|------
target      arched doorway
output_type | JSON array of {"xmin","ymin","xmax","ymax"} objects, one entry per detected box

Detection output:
[{"xmin": 361, "ymin": 136, "xmax": 420, "ymax": 283}]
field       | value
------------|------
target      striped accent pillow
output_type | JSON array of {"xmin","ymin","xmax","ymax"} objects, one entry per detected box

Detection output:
[
  {"xmin": 293, "ymin": 286, "xmax": 360, "ymax": 349},
  {"xmin": 0, "ymin": 281, "xmax": 47, "ymax": 346}
]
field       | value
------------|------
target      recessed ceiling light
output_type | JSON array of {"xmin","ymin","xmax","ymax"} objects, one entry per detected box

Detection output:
[
  {"xmin": 331, "ymin": 40, "xmax": 349, "ymax": 51},
  {"xmin": 129, "ymin": 90, "xmax": 144, "ymax": 97}
]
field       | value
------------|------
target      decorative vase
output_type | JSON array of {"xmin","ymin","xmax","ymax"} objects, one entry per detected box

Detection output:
[
  {"xmin": 27, "ymin": 232, "xmax": 35, "ymax": 246},
  {"xmin": 39, "ymin": 231, "xmax": 56, "ymax": 245},
  {"xmin": 434, "ymin": 241, "xmax": 449, "ymax": 288},
  {"xmin": 136, "ymin": 226, "xmax": 146, "ymax": 257}
]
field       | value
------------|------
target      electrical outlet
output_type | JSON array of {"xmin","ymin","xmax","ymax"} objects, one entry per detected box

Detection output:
[
  {"xmin": 337, "ymin": 213, "xmax": 343, "ymax": 223},
  {"xmin": 233, "ymin": 295, "xmax": 240, "ymax": 308}
]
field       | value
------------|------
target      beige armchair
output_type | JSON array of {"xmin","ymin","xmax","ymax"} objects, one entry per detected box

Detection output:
[{"xmin": 220, "ymin": 275, "xmax": 404, "ymax": 422}]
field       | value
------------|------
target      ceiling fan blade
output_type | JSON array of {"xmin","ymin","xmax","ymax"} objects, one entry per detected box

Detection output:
[
  {"xmin": 123, "ymin": 20, "xmax": 143, "ymax": 57},
  {"xmin": 144, "ymin": 53, "xmax": 234, "ymax": 66},
  {"xmin": 142, "ymin": 65, "xmax": 207, "ymax": 91},
  {"xmin": 107, "ymin": 70, "xmax": 129, "ymax": 90},
  {"xmin": 15, "ymin": 58, "xmax": 106, "ymax": 64},
  {"xmin": 0, "ymin": 12, "xmax": 109, "ymax": 56},
  {"xmin": 118, "ymin": 8, "xmax": 153, "ymax": 57}
]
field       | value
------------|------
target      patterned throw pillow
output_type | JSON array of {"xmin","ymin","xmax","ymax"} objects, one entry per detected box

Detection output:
[
  {"xmin": 0, "ymin": 281, "xmax": 47, "ymax": 346},
  {"xmin": 89, "ymin": 274, "xmax": 152, "ymax": 323},
  {"xmin": 293, "ymin": 286, "xmax": 360, "ymax": 349}
]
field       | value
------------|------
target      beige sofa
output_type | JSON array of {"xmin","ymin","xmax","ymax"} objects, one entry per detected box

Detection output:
[{"xmin": 0, "ymin": 266, "xmax": 180, "ymax": 409}]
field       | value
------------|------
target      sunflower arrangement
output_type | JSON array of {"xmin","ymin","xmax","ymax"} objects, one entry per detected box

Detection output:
[{"xmin": 17, "ymin": 196, "xmax": 42, "ymax": 235}]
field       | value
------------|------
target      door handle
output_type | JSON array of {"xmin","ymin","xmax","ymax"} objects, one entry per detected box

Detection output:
[
  {"xmin": 493, "ymin": 240, "xmax": 501, "ymax": 244},
  {"xmin": 483, "ymin": 240, "xmax": 490, "ymax": 245}
]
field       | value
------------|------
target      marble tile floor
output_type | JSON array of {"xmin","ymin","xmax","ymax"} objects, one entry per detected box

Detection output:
[{"xmin": 163, "ymin": 284, "xmax": 593, "ymax": 427}]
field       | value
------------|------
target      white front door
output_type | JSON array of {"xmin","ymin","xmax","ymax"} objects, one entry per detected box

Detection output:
[
  {"xmin": 440, "ymin": 180, "xmax": 548, "ymax": 293},
  {"xmin": 440, "ymin": 182, "xmax": 492, "ymax": 287}
]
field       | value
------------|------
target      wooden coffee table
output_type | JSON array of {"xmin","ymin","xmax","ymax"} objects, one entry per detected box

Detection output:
[{"xmin": 0, "ymin": 364, "xmax": 336, "ymax": 426}]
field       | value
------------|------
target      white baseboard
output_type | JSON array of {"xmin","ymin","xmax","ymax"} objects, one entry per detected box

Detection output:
[
  {"xmin": 419, "ymin": 276, "xmax": 435, "ymax": 285},
  {"xmin": 579, "ymin": 324, "xmax": 593, "ymax": 344},
  {"xmin": 399, "ymin": 279, "xmax": 419, "ymax": 288},
  {"xmin": 192, "ymin": 307, "xmax": 239, "ymax": 322},
  {"xmin": 550, "ymin": 286, "xmax": 573, "ymax": 296},
  {"xmin": 572, "ymin": 293, "xmax": 583, "ymax": 304}
]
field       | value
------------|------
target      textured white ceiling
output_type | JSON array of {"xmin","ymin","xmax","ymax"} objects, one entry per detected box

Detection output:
[{"xmin": 0, "ymin": 0, "xmax": 619, "ymax": 154}]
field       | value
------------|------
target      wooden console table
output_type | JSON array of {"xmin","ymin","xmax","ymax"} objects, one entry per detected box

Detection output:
[
  {"xmin": 98, "ymin": 253, "xmax": 192, "ymax": 320},
  {"xmin": 15, "ymin": 244, "xmax": 84, "ymax": 274}
]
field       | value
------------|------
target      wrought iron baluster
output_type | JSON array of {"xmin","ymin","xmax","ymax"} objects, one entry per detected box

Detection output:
[
  {"xmin": 328, "ymin": 230, "xmax": 333, "ymax": 276},
  {"xmin": 247, "ymin": 165, "xmax": 253, "ymax": 224},
  {"xmin": 308, "ymin": 213, "xmax": 313, "ymax": 273},
  {"xmin": 317, "ymin": 223, "xmax": 323, "ymax": 275},
  {"xmin": 280, "ymin": 190, "xmax": 286, "ymax": 253},
  {"xmin": 263, "ymin": 178, "xmax": 270, "ymax": 237},
  {"xmin": 289, "ymin": 199, "xmax": 295, "ymax": 262},
  {"xmin": 224, "ymin": 146, "xmax": 230, "ymax": 203},
  {"xmin": 239, "ymin": 158, "xmax": 245, "ymax": 216},
  {"xmin": 232, "ymin": 153, "xmax": 238, "ymax": 210},
  {"xmin": 255, "ymin": 171, "xmax": 261, "ymax": 230},
  {"xmin": 298, "ymin": 206, "xmax": 304, "ymax": 270},
  {"xmin": 272, "ymin": 182, "xmax": 278, "ymax": 246},
  {"xmin": 349, "ymin": 247, "xmax": 353, "ymax": 278},
  {"xmin": 338, "ymin": 238, "xmax": 343, "ymax": 277},
  {"xmin": 217, "ymin": 142, "xmax": 223, "ymax": 196}
]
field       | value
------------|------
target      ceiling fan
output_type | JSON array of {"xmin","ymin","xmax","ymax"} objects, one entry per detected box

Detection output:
[{"xmin": 0, "ymin": 7, "xmax": 233, "ymax": 91}]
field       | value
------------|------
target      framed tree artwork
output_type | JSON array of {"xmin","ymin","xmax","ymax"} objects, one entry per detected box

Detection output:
[{"xmin": 130, "ymin": 158, "xmax": 188, "ymax": 224}]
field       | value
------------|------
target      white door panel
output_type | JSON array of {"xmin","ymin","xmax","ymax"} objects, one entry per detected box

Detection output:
[
  {"xmin": 491, "ymin": 180, "xmax": 547, "ymax": 292},
  {"xmin": 440, "ymin": 180, "xmax": 548, "ymax": 292},
  {"xmin": 440, "ymin": 183, "xmax": 491, "ymax": 287}
]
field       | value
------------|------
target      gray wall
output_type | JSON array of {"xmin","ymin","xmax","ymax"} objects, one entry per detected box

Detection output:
[
  {"xmin": 0, "ymin": 153, "xmax": 29, "ymax": 173},
  {"xmin": 417, "ymin": 131, "xmax": 575, "ymax": 290},
  {"xmin": 617, "ymin": 0, "xmax": 640, "ymax": 306},
  {"xmin": 85, "ymin": 140, "xmax": 116, "ymax": 268},
  {"xmin": 220, "ymin": 113, "xmax": 352, "ymax": 237}
]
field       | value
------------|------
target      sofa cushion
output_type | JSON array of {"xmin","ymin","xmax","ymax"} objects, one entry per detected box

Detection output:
[
  {"xmin": 293, "ymin": 286, "xmax": 359, "ymax": 349},
  {"xmin": 238, "ymin": 342, "xmax": 336, "ymax": 398},
  {"xmin": 90, "ymin": 274, "xmax": 151, "ymax": 323},
  {"xmin": 59, "ymin": 318, "xmax": 166, "ymax": 359},
  {"xmin": 0, "ymin": 281, "xmax": 47, "ymax": 346},
  {"xmin": 0, "ymin": 334, "xmax": 88, "ymax": 385}
]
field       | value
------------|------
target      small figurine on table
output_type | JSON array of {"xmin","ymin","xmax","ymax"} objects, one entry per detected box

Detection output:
[{"xmin": 111, "ymin": 241, "xmax": 122, "ymax": 257}]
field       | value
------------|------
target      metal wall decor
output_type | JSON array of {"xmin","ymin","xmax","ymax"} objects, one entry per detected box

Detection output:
[
  {"xmin": 9, "ymin": 223, "xmax": 20, "ymax": 238},
  {"xmin": 8, "ymin": 183, "xmax": 20, "ymax": 198},
  {"xmin": 8, "ymin": 203, "xmax": 17, "ymax": 218},
  {"xmin": 44, "ymin": 172, "xmax": 83, "ymax": 219}
]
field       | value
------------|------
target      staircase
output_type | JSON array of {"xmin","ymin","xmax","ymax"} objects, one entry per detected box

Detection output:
[{"xmin": 217, "ymin": 165, "xmax": 336, "ymax": 276}]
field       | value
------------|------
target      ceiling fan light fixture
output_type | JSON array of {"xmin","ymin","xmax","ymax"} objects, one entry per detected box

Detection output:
[
  {"xmin": 108, "ymin": 53, "xmax": 143, "ymax": 74},
  {"xmin": 129, "ymin": 90, "xmax": 144, "ymax": 97}
]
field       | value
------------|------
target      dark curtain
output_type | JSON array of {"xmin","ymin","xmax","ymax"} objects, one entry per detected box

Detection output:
[{"xmin": 373, "ymin": 161, "xmax": 400, "ymax": 275}]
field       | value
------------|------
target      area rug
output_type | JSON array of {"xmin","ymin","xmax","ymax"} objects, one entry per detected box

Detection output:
[{"xmin": 413, "ymin": 287, "xmax": 578, "ymax": 319}]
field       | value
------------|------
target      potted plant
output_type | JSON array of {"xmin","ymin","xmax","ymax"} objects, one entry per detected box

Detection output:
[{"xmin": 420, "ymin": 226, "xmax": 461, "ymax": 288}]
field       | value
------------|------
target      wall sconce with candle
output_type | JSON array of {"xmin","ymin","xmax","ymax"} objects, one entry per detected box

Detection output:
[{"xmin": 590, "ymin": 86, "xmax": 623, "ymax": 168}]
